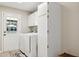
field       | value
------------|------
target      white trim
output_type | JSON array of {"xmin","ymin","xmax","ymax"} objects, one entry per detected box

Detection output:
[{"xmin": 2, "ymin": 11, "xmax": 4, "ymax": 52}]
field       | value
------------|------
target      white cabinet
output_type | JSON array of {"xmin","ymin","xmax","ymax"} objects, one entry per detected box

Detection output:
[
  {"xmin": 38, "ymin": 14, "xmax": 48, "ymax": 57},
  {"xmin": 19, "ymin": 34, "xmax": 29, "ymax": 56},
  {"xmin": 28, "ymin": 12, "xmax": 38, "ymax": 26},
  {"xmin": 38, "ymin": 3, "xmax": 61, "ymax": 57},
  {"xmin": 29, "ymin": 34, "xmax": 37, "ymax": 57},
  {"xmin": 20, "ymin": 34, "xmax": 37, "ymax": 57}
]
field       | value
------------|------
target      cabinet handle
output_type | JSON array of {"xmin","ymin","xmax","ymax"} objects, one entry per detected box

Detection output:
[
  {"xmin": 47, "ymin": 44, "xmax": 49, "ymax": 48},
  {"xmin": 29, "ymin": 36, "xmax": 31, "ymax": 53},
  {"xmin": 47, "ymin": 30, "xmax": 49, "ymax": 33}
]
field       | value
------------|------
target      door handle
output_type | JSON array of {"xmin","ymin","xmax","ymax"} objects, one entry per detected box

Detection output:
[
  {"xmin": 4, "ymin": 31, "xmax": 6, "ymax": 33},
  {"xmin": 4, "ymin": 31, "xmax": 6, "ymax": 36},
  {"xmin": 4, "ymin": 34, "xmax": 6, "ymax": 36}
]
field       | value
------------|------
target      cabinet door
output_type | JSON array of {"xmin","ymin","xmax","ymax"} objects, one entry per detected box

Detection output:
[
  {"xmin": 28, "ymin": 12, "xmax": 35, "ymax": 26},
  {"xmin": 38, "ymin": 3, "xmax": 48, "ymax": 16},
  {"xmin": 28, "ymin": 12, "xmax": 38, "ymax": 26},
  {"xmin": 38, "ymin": 14, "xmax": 48, "ymax": 57},
  {"xmin": 19, "ymin": 34, "xmax": 29, "ymax": 56},
  {"xmin": 38, "ymin": 2, "xmax": 48, "ymax": 57},
  {"xmin": 28, "ymin": 14, "xmax": 34, "ymax": 26},
  {"xmin": 29, "ymin": 35, "xmax": 37, "ymax": 57},
  {"xmin": 34, "ymin": 12, "xmax": 38, "ymax": 25}
]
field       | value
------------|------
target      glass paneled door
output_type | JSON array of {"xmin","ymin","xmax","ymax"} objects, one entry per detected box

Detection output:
[{"xmin": 2, "ymin": 12, "xmax": 21, "ymax": 52}]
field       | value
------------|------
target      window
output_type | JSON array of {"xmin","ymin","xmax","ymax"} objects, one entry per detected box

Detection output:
[{"xmin": 6, "ymin": 17, "xmax": 17, "ymax": 32}]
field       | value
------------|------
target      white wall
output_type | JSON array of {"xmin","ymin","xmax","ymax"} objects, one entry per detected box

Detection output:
[
  {"xmin": 61, "ymin": 3, "xmax": 79, "ymax": 56},
  {"xmin": 0, "ymin": 6, "xmax": 30, "ymax": 33},
  {"xmin": 0, "ymin": 6, "xmax": 30, "ymax": 51}
]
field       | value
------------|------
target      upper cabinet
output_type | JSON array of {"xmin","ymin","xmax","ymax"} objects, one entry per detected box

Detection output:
[
  {"xmin": 28, "ymin": 11, "xmax": 38, "ymax": 26},
  {"xmin": 38, "ymin": 3, "xmax": 48, "ymax": 16}
]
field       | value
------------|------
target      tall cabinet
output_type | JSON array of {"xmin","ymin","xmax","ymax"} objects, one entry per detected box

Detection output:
[{"xmin": 38, "ymin": 2, "xmax": 61, "ymax": 57}]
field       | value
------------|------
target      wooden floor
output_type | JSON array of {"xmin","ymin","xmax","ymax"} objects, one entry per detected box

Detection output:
[{"xmin": 59, "ymin": 53, "xmax": 76, "ymax": 57}]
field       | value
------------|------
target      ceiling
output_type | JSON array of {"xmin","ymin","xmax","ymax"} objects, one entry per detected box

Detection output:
[
  {"xmin": 0, "ymin": 2, "xmax": 42, "ymax": 12},
  {"xmin": 59, "ymin": 2, "xmax": 79, "ymax": 10},
  {"xmin": 0, "ymin": 2, "xmax": 79, "ymax": 12},
  {"xmin": 59, "ymin": 2, "xmax": 79, "ymax": 7}
]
